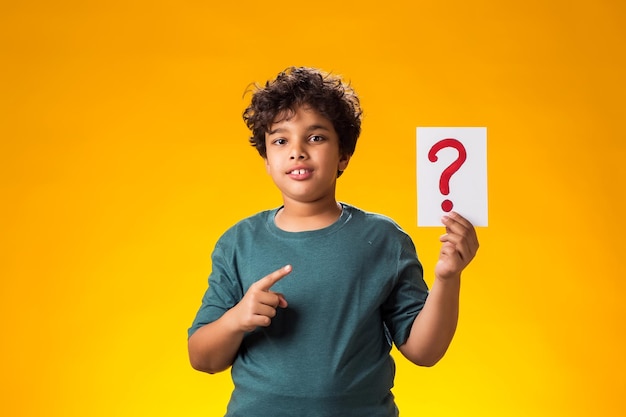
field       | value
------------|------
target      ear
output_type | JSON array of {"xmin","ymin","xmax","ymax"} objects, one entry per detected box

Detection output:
[
  {"xmin": 338, "ymin": 153, "xmax": 351, "ymax": 172},
  {"xmin": 264, "ymin": 158, "xmax": 271, "ymax": 174}
]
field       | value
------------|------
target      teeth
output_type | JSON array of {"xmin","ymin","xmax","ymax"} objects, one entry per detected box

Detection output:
[{"xmin": 291, "ymin": 169, "xmax": 308, "ymax": 175}]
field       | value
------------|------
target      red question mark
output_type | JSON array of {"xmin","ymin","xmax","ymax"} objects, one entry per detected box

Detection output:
[{"xmin": 428, "ymin": 138, "xmax": 467, "ymax": 213}]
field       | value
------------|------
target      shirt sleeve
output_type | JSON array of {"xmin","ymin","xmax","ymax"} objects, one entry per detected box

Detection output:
[
  {"xmin": 381, "ymin": 234, "xmax": 429, "ymax": 347},
  {"xmin": 187, "ymin": 236, "xmax": 244, "ymax": 338}
]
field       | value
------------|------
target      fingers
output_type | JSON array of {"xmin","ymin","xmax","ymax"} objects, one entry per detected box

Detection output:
[
  {"xmin": 254, "ymin": 265, "xmax": 292, "ymax": 292},
  {"xmin": 441, "ymin": 213, "xmax": 478, "ymax": 245},
  {"xmin": 253, "ymin": 298, "xmax": 282, "ymax": 319},
  {"xmin": 439, "ymin": 212, "xmax": 479, "ymax": 264},
  {"xmin": 441, "ymin": 212, "xmax": 476, "ymax": 239},
  {"xmin": 276, "ymin": 293, "xmax": 288, "ymax": 309},
  {"xmin": 253, "ymin": 290, "xmax": 287, "ymax": 310},
  {"xmin": 236, "ymin": 265, "xmax": 292, "ymax": 331},
  {"xmin": 442, "ymin": 211, "xmax": 472, "ymax": 229}
]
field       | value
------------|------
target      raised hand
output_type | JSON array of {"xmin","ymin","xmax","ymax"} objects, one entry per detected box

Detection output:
[
  {"xmin": 435, "ymin": 212, "xmax": 479, "ymax": 280},
  {"xmin": 231, "ymin": 265, "xmax": 292, "ymax": 332}
]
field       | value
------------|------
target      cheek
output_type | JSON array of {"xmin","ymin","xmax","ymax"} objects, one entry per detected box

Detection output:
[{"xmin": 264, "ymin": 154, "xmax": 284, "ymax": 177}]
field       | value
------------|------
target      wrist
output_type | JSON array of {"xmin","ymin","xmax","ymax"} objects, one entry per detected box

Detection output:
[{"xmin": 434, "ymin": 272, "xmax": 461, "ymax": 285}]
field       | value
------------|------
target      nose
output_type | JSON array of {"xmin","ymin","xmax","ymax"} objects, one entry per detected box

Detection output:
[{"xmin": 289, "ymin": 141, "xmax": 307, "ymax": 160}]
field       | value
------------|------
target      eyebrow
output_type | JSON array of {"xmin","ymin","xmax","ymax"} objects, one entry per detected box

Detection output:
[{"xmin": 268, "ymin": 124, "xmax": 332, "ymax": 136}]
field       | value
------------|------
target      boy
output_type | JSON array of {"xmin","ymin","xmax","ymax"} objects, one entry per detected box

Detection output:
[{"xmin": 188, "ymin": 67, "xmax": 479, "ymax": 416}]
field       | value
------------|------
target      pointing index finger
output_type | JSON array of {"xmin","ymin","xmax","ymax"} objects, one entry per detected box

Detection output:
[{"xmin": 256, "ymin": 265, "xmax": 292, "ymax": 291}]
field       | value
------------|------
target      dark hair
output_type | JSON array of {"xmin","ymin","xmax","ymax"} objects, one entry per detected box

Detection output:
[{"xmin": 243, "ymin": 67, "xmax": 362, "ymax": 159}]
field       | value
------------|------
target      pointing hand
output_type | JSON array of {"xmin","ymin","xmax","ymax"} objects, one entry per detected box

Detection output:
[{"xmin": 232, "ymin": 265, "xmax": 292, "ymax": 332}]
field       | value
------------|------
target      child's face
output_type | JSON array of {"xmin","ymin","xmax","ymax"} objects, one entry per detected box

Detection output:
[{"xmin": 264, "ymin": 105, "xmax": 350, "ymax": 205}]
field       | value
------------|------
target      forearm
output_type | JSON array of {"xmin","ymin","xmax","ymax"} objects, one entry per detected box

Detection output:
[
  {"xmin": 399, "ymin": 274, "xmax": 461, "ymax": 367},
  {"xmin": 188, "ymin": 309, "xmax": 245, "ymax": 374}
]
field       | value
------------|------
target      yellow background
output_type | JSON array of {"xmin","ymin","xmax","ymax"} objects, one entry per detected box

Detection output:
[{"xmin": 2, "ymin": 1, "xmax": 625, "ymax": 415}]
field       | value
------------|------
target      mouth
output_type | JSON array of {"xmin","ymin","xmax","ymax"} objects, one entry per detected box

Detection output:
[
  {"xmin": 287, "ymin": 168, "xmax": 312, "ymax": 175},
  {"xmin": 286, "ymin": 167, "xmax": 313, "ymax": 180}
]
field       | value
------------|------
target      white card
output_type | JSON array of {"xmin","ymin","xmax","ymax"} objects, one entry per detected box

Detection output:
[{"xmin": 417, "ymin": 127, "xmax": 488, "ymax": 227}]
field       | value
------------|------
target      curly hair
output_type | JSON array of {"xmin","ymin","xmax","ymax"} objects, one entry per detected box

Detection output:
[{"xmin": 242, "ymin": 67, "xmax": 362, "ymax": 159}]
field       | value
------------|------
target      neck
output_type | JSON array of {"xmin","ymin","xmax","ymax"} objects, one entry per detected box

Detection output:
[{"xmin": 275, "ymin": 198, "xmax": 343, "ymax": 232}]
